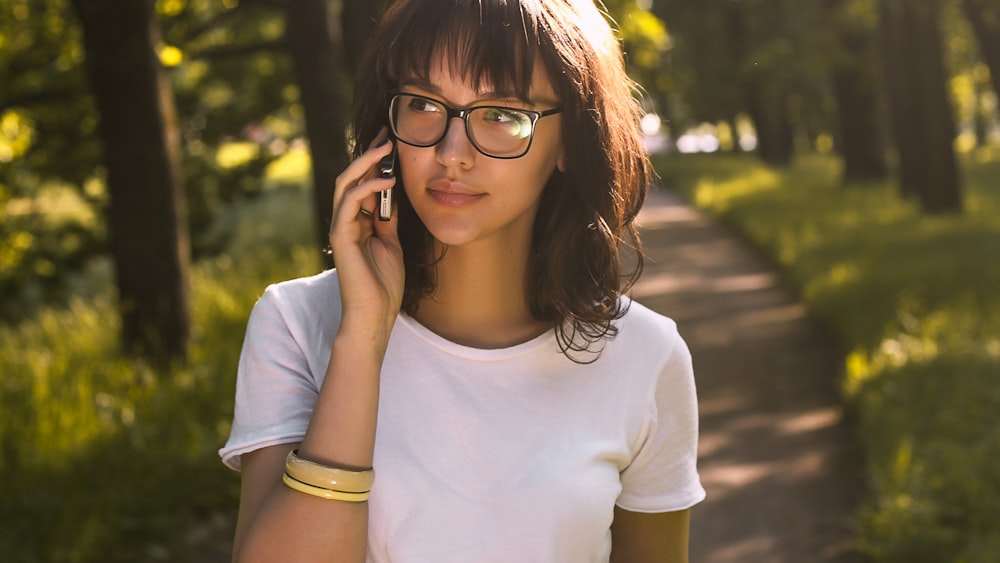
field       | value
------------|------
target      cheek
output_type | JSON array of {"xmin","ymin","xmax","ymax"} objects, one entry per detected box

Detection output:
[
  {"xmin": 531, "ymin": 128, "xmax": 564, "ymax": 176},
  {"xmin": 396, "ymin": 145, "xmax": 418, "ymax": 173},
  {"xmin": 524, "ymin": 151, "xmax": 561, "ymax": 191},
  {"xmin": 397, "ymin": 148, "xmax": 424, "ymax": 195}
]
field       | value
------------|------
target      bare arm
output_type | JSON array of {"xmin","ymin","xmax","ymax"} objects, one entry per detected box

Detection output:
[
  {"xmin": 232, "ymin": 136, "xmax": 402, "ymax": 563},
  {"xmin": 610, "ymin": 507, "xmax": 692, "ymax": 563}
]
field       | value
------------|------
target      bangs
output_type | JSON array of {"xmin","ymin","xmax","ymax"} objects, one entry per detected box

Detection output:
[{"xmin": 376, "ymin": 0, "xmax": 544, "ymax": 101}]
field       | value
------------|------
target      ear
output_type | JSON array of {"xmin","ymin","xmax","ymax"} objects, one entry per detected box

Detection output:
[{"xmin": 556, "ymin": 146, "xmax": 566, "ymax": 173}]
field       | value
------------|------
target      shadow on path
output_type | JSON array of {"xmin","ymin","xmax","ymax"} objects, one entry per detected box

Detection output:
[{"xmin": 634, "ymin": 188, "xmax": 863, "ymax": 563}]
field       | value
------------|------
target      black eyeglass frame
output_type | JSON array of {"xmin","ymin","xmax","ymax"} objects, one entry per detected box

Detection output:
[{"xmin": 388, "ymin": 92, "xmax": 562, "ymax": 159}]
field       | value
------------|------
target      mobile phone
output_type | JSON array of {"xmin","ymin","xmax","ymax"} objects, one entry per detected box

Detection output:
[{"xmin": 376, "ymin": 147, "xmax": 396, "ymax": 221}]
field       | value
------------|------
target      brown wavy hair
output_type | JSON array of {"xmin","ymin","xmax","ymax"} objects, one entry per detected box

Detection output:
[{"xmin": 351, "ymin": 0, "xmax": 650, "ymax": 358}]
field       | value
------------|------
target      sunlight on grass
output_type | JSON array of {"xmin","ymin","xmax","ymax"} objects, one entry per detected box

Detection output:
[
  {"xmin": 1, "ymin": 295, "xmax": 134, "ymax": 468},
  {"xmin": 691, "ymin": 166, "xmax": 781, "ymax": 212},
  {"xmin": 215, "ymin": 141, "xmax": 260, "ymax": 169},
  {"xmin": 264, "ymin": 143, "xmax": 311, "ymax": 187},
  {"xmin": 5, "ymin": 182, "xmax": 99, "ymax": 226},
  {"xmin": 656, "ymin": 152, "xmax": 1000, "ymax": 563}
]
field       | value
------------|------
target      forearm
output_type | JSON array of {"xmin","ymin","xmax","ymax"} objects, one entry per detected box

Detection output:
[
  {"xmin": 299, "ymin": 318, "xmax": 388, "ymax": 467},
  {"xmin": 236, "ymin": 486, "xmax": 369, "ymax": 563},
  {"xmin": 234, "ymin": 324, "xmax": 389, "ymax": 562}
]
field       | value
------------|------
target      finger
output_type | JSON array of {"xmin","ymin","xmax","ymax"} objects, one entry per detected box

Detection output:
[
  {"xmin": 328, "ymin": 181, "xmax": 395, "ymax": 267},
  {"xmin": 367, "ymin": 127, "xmax": 390, "ymax": 150},
  {"xmin": 332, "ymin": 139, "xmax": 395, "ymax": 214},
  {"xmin": 331, "ymin": 176, "xmax": 395, "ymax": 238}
]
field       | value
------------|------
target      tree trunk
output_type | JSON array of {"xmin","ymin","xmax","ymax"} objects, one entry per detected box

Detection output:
[
  {"xmin": 71, "ymin": 0, "xmax": 190, "ymax": 363},
  {"xmin": 962, "ymin": 0, "xmax": 1000, "ymax": 106},
  {"xmin": 825, "ymin": 0, "xmax": 889, "ymax": 183},
  {"xmin": 974, "ymin": 85, "xmax": 989, "ymax": 147},
  {"xmin": 878, "ymin": 0, "xmax": 963, "ymax": 213},
  {"xmin": 285, "ymin": 0, "xmax": 351, "ymax": 267},
  {"xmin": 725, "ymin": 1, "xmax": 793, "ymax": 167},
  {"xmin": 729, "ymin": 117, "xmax": 744, "ymax": 153},
  {"xmin": 878, "ymin": 0, "xmax": 921, "ymax": 199},
  {"xmin": 744, "ymin": 83, "xmax": 795, "ymax": 167},
  {"xmin": 341, "ymin": 0, "xmax": 386, "ymax": 77}
]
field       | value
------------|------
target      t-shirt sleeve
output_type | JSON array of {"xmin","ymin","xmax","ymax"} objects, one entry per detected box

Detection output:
[
  {"xmin": 218, "ymin": 285, "xmax": 320, "ymax": 471},
  {"xmin": 616, "ymin": 327, "xmax": 706, "ymax": 512}
]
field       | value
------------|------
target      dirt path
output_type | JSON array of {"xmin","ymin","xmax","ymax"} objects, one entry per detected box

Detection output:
[{"xmin": 634, "ymin": 188, "xmax": 863, "ymax": 562}]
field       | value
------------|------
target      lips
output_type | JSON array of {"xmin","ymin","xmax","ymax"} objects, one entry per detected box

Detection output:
[{"xmin": 426, "ymin": 179, "xmax": 486, "ymax": 207}]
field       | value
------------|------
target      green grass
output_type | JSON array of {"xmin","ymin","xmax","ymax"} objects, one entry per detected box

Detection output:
[
  {"xmin": 656, "ymin": 152, "xmax": 1000, "ymax": 563},
  {"xmin": 0, "ymin": 185, "xmax": 321, "ymax": 562}
]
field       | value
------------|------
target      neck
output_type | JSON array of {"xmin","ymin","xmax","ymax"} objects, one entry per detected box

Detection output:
[{"xmin": 413, "ymin": 237, "xmax": 549, "ymax": 349}]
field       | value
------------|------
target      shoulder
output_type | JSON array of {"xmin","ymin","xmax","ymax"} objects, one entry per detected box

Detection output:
[
  {"xmin": 598, "ymin": 296, "xmax": 693, "ymax": 395},
  {"xmin": 613, "ymin": 296, "xmax": 684, "ymax": 353},
  {"xmin": 245, "ymin": 269, "xmax": 343, "ymax": 349},
  {"xmin": 259, "ymin": 268, "xmax": 342, "ymax": 306},
  {"xmin": 221, "ymin": 270, "xmax": 343, "ymax": 471},
  {"xmin": 254, "ymin": 269, "xmax": 342, "ymax": 320}
]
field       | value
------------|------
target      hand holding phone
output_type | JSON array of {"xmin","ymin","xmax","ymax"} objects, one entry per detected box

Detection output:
[{"xmin": 376, "ymin": 149, "xmax": 396, "ymax": 221}]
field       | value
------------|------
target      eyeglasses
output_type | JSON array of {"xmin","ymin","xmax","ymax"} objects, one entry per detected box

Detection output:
[{"xmin": 388, "ymin": 93, "xmax": 561, "ymax": 159}]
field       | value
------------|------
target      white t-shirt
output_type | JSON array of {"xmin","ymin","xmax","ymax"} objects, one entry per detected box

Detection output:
[{"xmin": 220, "ymin": 269, "xmax": 705, "ymax": 562}]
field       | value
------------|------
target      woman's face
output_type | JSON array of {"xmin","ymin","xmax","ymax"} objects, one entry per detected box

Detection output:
[{"xmin": 396, "ymin": 58, "xmax": 564, "ymax": 251}]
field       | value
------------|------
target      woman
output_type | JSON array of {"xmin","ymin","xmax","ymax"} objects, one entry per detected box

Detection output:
[{"xmin": 220, "ymin": 0, "xmax": 704, "ymax": 561}]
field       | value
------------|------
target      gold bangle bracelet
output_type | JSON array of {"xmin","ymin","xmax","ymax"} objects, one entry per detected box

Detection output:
[
  {"xmin": 282, "ymin": 473, "xmax": 370, "ymax": 502},
  {"xmin": 285, "ymin": 450, "xmax": 374, "ymax": 493}
]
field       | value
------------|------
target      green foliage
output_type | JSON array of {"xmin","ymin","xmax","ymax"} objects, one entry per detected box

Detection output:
[
  {"xmin": 652, "ymin": 0, "xmax": 835, "ymax": 133},
  {"xmin": 657, "ymin": 153, "xmax": 1000, "ymax": 562},
  {"xmin": 944, "ymin": 1, "xmax": 998, "ymax": 151},
  {"xmin": 603, "ymin": 0, "xmax": 671, "ymax": 106},
  {"xmin": 0, "ymin": 0, "xmax": 98, "ymax": 189},
  {"xmin": 0, "ymin": 0, "xmax": 301, "ymax": 316},
  {"xmin": 1, "ymin": 184, "xmax": 106, "ymax": 322},
  {"xmin": 0, "ymin": 183, "xmax": 321, "ymax": 562},
  {"xmin": 162, "ymin": 0, "xmax": 301, "ymax": 255},
  {"xmin": 0, "ymin": 1, "xmax": 103, "ymax": 322}
]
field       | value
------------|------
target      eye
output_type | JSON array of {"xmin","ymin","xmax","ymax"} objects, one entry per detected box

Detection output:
[
  {"xmin": 406, "ymin": 96, "xmax": 442, "ymax": 114},
  {"xmin": 481, "ymin": 107, "xmax": 521, "ymax": 123},
  {"xmin": 478, "ymin": 108, "xmax": 532, "ymax": 138}
]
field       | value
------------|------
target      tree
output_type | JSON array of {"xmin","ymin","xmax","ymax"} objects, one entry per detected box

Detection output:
[
  {"xmin": 962, "ymin": 0, "xmax": 1000, "ymax": 104},
  {"xmin": 651, "ymin": 0, "xmax": 748, "ymax": 142},
  {"xmin": 284, "ymin": 0, "xmax": 349, "ymax": 262},
  {"xmin": 824, "ymin": 0, "xmax": 888, "ymax": 183},
  {"xmin": 284, "ymin": 0, "xmax": 386, "ymax": 262},
  {"xmin": 877, "ymin": 0, "xmax": 963, "ymax": 213},
  {"xmin": 653, "ymin": 0, "xmax": 831, "ymax": 165},
  {"xmin": 728, "ymin": 0, "xmax": 796, "ymax": 166},
  {"xmin": 341, "ymin": 0, "xmax": 388, "ymax": 77},
  {"xmin": 71, "ymin": 0, "xmax": 191, "ymax": 361}
]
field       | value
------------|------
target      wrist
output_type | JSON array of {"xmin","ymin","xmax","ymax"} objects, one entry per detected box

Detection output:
[{"xmin": 334, "ymin": 312, "xmax": 396, "ymax": 358}]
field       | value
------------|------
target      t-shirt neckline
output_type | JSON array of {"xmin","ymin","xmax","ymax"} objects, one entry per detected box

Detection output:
[{"xmin": 396, "ymin": 312, "xmax": 557, "ymax": 362}]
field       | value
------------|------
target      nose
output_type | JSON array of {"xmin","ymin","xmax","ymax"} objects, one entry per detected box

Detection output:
[{"xmin": 435, "ymin": 116, "xmax": 475, "ymax": 168}]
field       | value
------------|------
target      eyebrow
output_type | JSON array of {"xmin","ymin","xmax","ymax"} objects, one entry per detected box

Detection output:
[{"xmin": 400, "ymin": 77, "xmax": 558, "ymax": 108}]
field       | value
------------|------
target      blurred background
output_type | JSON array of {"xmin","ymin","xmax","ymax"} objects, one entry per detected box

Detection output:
[{"xmin": 1, "ymin": 0, "xmax": 998, "ymax": 561}]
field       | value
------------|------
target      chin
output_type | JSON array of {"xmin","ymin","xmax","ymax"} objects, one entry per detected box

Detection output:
[
  {"xmin": 408, "ymin": 204, "xmax": 478, "ymax": 248},
  {"xmin": 422, "ymin": 221, "xmax": 481, "ymax": 248}
]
